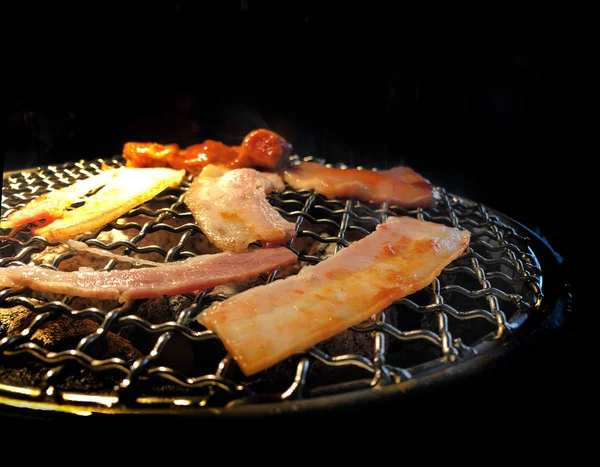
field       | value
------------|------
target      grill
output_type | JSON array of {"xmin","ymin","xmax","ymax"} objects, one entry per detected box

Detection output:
[{"xmin": 0, "ymin": 155, "xmax": 564, "ymax": 419}]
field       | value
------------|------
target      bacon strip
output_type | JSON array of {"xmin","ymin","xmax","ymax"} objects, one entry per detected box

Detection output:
[
  {"xmin": 198, "ymin": 217, "xmax": 470, "ymax": 376},
  {"xmin": 0, "ymin": 247, "xmax": 297, "ymax": 303},
  {"xmin": 280, "ymin": 162, "xmax": 438, "ymax": 207},
  {"xmin": 0, "ymin": 167, "xmax": 186, "ymax": 242},
  {"xmin": 183, "ymin": 164, "xmax": 297, "ymax": 252}
]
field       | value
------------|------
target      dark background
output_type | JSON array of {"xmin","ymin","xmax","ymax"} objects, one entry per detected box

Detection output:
[{"xmin": 3, "ymin": 2, "xmax": 580, "ymax": 431}]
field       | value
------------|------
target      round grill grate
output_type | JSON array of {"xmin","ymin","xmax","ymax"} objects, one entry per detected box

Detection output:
[{"xmin": 0, "ymin": 156, "xmax": 550, "ymax": 416}]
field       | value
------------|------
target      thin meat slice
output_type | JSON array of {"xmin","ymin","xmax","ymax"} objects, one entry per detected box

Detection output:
[
  {"xmin": 0, "ymin": 247, "xmax": 297, "ymax": 303},
  {"xmin": 198, "ymin": 216, "xmax": 470, "ymax": 376},
  {"xmin": 183, "ymin": 164, "xmax": 296, "ymax": 253},
  {"xmin": 280, "ymin": 162, "xmax": 438, "ymax": 207},
  {"xmin": 0, "ymin": 167, "xmax": 186, "ymax": 242}
]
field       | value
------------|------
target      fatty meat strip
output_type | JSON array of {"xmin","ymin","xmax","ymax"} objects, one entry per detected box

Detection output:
[
  {"xmin": 0, "ymin": 167, "xmax": 186, "ymax": 242},
  {"xmin": 183, "ymin": 164, "xmax": 297, "ymax": 252},
  {"xmin": 198, "ymin": 216, "xmax": 470, "ymax": 376},
  {"xmin": 0, "ymin": 247, "xmax": 297, "ymax": 303},
  {"xmin": 280, "ymin": 162, "xmax": 438, "ymax": 207}
]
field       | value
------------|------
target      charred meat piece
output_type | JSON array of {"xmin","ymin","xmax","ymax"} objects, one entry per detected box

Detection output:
[
  {"xmin": 3, "ymin": 306, "xmax": 142, "ymax": 364},
  {"xmin": 123, "ymin": 128, "xmax": 293, "ymax": 174}
]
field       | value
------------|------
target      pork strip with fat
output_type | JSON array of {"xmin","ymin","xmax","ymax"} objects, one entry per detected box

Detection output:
[
  {"xmin": 199, "ymin": 216, "xmax": 470, "ymax": 376},
  {"xmin": 0, "ymin": 167, "xmax": 186, "ymax": 242},
  {"xmin": 183, "ymin": 164, "xmax": 296, "ymax": 252},
  {"xmin": 280, "ymin": 162, "xmax": 438, "ymax": 207},
  {"xmin": 0, "ymin": 247, "xmax": 297, "ymax": 303}
]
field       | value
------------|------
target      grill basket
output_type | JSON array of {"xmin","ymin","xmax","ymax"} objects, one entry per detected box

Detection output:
[{"xmin": 0, "ymin": 156, "xmax": 563, "ymax": 418}]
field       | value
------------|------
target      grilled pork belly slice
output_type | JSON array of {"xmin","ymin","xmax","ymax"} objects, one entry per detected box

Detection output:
[
  {"xmin": 0, "ymin": 247, "xmax": 297, "ymax": 303},
  {"xmin": 183, "ymin": 164, "xmax": 296, "ymax": 253},
  {"xmin": 0, "ymin": 167, "xmax": 186, "ymax": 243},
  {"xmin": 280, "ymin": 162, "xmax": 438, "ymax": 207},
  {"xmin": 198, "ymin": 216, "xmax": 470, "ymax": 376}
]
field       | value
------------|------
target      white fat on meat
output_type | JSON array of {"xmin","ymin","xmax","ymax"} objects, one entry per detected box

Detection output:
[
  {"xmin": 0, "ymin": 247, "xmax": 297, "ymax": 303},
  {"xmin": 183, "ymin": 164, "xmax": 297, "ymax": 253},
  {"xmin": 198, "ymin": 216, "xmax": 470, "ymax": 376}
]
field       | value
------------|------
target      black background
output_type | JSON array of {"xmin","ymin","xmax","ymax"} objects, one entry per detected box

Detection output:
[{"xmin": 2, "ymin": 2, "xmax": 581, "ymax": 435}]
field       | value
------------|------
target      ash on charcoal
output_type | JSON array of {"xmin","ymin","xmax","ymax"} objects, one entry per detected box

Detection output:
[
  {"xmin": 291, "ymin": 229, "xmax": 337, "ymax": 259},
  {"xmin": 118, "ymin": 295, "xmax": 210, "ymax": 375},
  {"xmin": 6, "ymin": 311, "xmax": 142, "ymax": 364},
  {"xmin": 0, "ymin": 305, "xmax": 32, "ymax": 339},
  {"xmin": 128, "ymin": 379, "xmax": 194, "ymax": 398},
  {"xmin": 275, "ymin": 236, "xmax": 336, "ymax": 280},
  {"xmin": 54, "ymin": 364, "xmax": 128, "ymax": 394},
  {"xmin": 211, "ymin": 276, "xmax": 264, "ymax": 298},
  {"xmin": 127, "ymin": 378, "xmax": 249, "ymax": 409},
  {"xmin": 239, "ymin": 308, "xmax": 401, "ymax": 394},
  {"xmin": 64, "ymin": 296, "xmax": 121, "ymax": 310},
  {"xmin": 119, "ymin": 295, "xmax": 225, "ymax": 377},
  {"xmin": 305, "ymin": 314, "xmax": 392, "ymax": 387},
  {"xmin": 0, "ymin": 355, "xmax": 49, "ymax": 388},
  {"xmin": 133, "ymin": 217, "xmax": 223, "ymax": 262},
  {"xmin": 119, "ymin": 294, "xmax": 193, "ymax": 343},
  {"xmin": 0, "ymin": 355, "xmax": 128, "ymax": 395}
]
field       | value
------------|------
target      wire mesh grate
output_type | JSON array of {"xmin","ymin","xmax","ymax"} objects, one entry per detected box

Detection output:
[{"xmin": 0, "ymin": 156, "xmax": 543, "ymax": 413}]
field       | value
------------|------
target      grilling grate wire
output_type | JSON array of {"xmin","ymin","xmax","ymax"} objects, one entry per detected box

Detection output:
[{"xmin": 0, "ymin": 156, "xmax": 544, "ymax": 413}]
